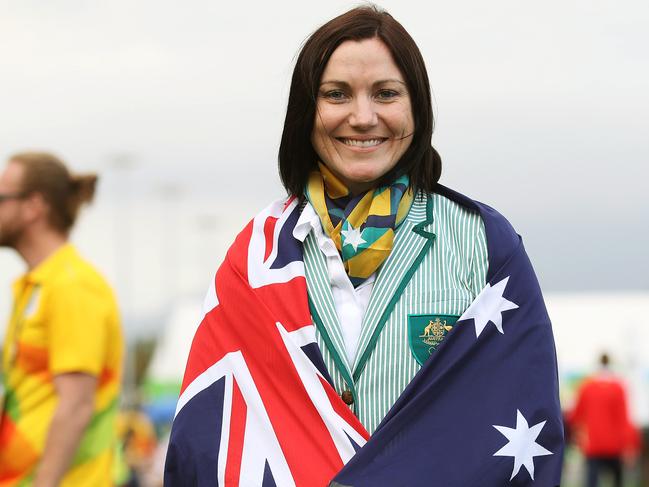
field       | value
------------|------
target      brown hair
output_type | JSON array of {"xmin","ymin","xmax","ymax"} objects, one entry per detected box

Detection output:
[
  {"xmin": 278, "ymin": 5, "xmax": 442, "ymax": 197},
  {"xmin": 10, "ymin": 152, "xmax": 98, "ymax": 233}
]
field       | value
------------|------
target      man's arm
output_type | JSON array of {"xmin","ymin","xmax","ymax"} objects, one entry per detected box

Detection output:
[{"xmin": 33, "ymin": 372, "xmax": 97, "ymax": 487}]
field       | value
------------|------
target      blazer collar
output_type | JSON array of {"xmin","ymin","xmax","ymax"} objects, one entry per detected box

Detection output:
[{"xmin": 302, "ymin": 230, "xmax": 356, "ymax": 386}]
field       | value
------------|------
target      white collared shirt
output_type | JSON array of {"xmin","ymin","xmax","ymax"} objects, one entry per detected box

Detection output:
[{"xmin": 293, "ymin": 203, "xmax": 375, "ymax": 365}]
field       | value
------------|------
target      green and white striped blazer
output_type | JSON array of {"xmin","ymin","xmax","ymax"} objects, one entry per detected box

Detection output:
[{"xmin": 304, "ymin": 191, "xmax": 489, "ymax": 433}]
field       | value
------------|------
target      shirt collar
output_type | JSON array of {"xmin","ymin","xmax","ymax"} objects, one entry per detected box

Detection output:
[
  {"xmin": 23, "ymin": 243, "xmax": 76, "ymax": 285},
  {"xmin": 292, "ymin": 202, "xmax": 320, "ymax": 243},
  {"xmin": 294, "ymin": 201, "xmax": 346, "ymax": 261}
]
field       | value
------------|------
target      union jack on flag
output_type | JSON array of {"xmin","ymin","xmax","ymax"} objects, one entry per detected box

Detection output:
[
  {"xmin": 164, "ymin": 197, "xmax": 369, "ymax": 486},
  {"xmin": 165, "ymin": 187, "xmax": 564, "ymax": 487}
]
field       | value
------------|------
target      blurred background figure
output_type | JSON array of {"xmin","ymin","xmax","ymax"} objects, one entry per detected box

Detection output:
[
  {"xmin": 115, "ymin": 407, "xmax": 157, "ymax": 487},
  {"xmin": 568, "ymin": 352, "xmax": 641, "ymax": 487},
  {"xmin": 0, "ymin": 152, "xmax": 123, "ymax": 487}
]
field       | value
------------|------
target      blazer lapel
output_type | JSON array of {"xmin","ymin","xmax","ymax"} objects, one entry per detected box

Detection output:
[
  {"xmin": 303, "ymin": 233, "xmax": 355, "ymax": 384},
  {"xmin": 352, "ymin": 193, "xmax": 435, "ymax": 381}
]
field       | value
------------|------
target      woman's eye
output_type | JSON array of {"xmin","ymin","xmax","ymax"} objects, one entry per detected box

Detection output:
[
  {"xmin": 376, "ymin": 89, "xmax": 399, "ymax": 100},
  {"xmin": 323, "ymin": 90, "xmax": 347, "ymax": 101}
]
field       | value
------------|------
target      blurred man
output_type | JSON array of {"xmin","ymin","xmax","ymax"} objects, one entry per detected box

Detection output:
[
  {"xmin": 569, "ymin": 353, "xmax": 640, "ymax": 487},
  {"xmin": 0, "ymin": 152, "xmax": 123, "ymax": 487}
]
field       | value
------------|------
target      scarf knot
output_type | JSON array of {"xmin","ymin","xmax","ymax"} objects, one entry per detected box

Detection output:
[{"xmin": 305, "ymin": 163, "xmax": 413, "ymax": 287}]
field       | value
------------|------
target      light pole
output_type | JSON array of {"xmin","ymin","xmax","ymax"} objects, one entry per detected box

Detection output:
[{"xmin": 107, "ymin": 153, "xmax": 138, "ymax": 407}]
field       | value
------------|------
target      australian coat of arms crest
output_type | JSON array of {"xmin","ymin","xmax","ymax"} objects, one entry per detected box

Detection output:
[{"xmin": 408, "ymin": 314, "xmax": 460, "ymax": 365}]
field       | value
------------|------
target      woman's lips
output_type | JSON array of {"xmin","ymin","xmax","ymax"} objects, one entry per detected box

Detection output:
[{"xmin": 335, "ymin": 137, "xmax": 388, "ymax": 150}]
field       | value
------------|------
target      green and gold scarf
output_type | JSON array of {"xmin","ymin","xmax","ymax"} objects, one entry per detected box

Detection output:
[{"xmin": 305, "ymin": 163, "xmax": 413, "ymax": 287}]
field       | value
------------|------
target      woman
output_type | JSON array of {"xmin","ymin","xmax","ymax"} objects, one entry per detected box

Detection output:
[{"xmin": 165, "ymin": 6, "xmax": 563, "ymax": 486}]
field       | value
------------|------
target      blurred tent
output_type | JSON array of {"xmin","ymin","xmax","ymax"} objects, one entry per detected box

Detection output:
[{"xmin": 547, "ymin": 292, "xmax": 649, "ymax": 426}]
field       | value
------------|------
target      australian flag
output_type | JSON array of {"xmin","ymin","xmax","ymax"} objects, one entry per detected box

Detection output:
[{"xmin": 165, "ymin": 187, "xmax": 564, "ymax": 487}]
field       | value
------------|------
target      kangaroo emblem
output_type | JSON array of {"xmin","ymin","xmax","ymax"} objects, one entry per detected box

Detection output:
[{"xmin": 421, "ymin": 318, "xmax": 453, "ymax": 341}]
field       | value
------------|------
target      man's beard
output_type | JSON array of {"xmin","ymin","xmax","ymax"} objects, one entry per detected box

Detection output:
[{"xmin": 0, "ymin": 222, "xmax": 24, "ymax": 249}]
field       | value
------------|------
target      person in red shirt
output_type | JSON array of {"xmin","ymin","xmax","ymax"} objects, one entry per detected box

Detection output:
[{"xmin": 570, "ymin": 353, "xmax": 640, "ymax": 487}]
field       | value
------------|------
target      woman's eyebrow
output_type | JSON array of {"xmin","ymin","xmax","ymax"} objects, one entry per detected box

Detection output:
[
  {"xmin": 319, "ymin": 79, "xmax": 407, "ymax": 87},
  {"xmin": 319, "ymin": 80, "xmax": 351, "ymax": 87},
  {"xmin": 373, "ymin": 79, "xmax": 407, "ymax": 87}
]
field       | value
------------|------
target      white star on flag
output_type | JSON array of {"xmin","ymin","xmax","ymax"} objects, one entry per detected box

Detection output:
[
  {"xmin": 493, "ymin": 409, "xmax": 553, "ymax": 481},
  {"xmin": 459, "ymin": 276, "xmax": 519, "ymax": 338},
  {"xmin": 341, "ymin": 225, "xmax": 366, "ymax": 251}
]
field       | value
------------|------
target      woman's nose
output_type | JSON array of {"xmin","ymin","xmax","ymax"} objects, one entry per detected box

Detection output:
[{"xmin": 348, "ymin": 97, "xmax": 378, "ymax": 129}]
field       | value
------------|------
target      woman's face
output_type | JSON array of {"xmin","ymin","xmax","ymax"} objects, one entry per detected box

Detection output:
[{"xmin": 311, "ymin": 37, "xmax": 414, "ymax": 194}]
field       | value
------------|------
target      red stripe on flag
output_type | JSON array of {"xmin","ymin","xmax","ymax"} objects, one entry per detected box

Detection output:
[
  {"xmin": 224, "ymin": 378, "xmax": 247, "ymax": 486},
  {"xmin": 254, "ymin": 277, "xmax": 311, "ymax": 333},
  {"xmin": 263, "ymin": 216, "xmax": 278, "ymax": 262},
  {"xmin": 283, "ymin": 195, "xmax": 297, "ymax": 211},
  {"xmin": 179, "ymin": 307, "xmax": 223, "ymax": 394}
]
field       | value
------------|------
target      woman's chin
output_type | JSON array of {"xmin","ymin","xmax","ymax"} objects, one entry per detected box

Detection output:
[
  {"xmin": 344, "ymin": 177, "xmax": 380, "ymax": 194},
  {"xmin": 324, "ymin": 162, "xmax": 390, "ymax": 193}
]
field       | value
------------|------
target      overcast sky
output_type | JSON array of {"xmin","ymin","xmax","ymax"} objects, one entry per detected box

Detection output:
[{"xmin": 1, "ymin": 0, "xmax": 648, "ymax": 335}]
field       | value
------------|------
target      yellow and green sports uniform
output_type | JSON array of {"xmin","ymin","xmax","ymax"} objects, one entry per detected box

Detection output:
[{"xmin": 0, "ymin": 244, "xmax": 123, "ymax": 487}]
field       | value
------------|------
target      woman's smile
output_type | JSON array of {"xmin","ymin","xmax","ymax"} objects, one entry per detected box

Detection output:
[{"xmin": 336, "ymin": 136, "xmax": 389, "ymax": 151}]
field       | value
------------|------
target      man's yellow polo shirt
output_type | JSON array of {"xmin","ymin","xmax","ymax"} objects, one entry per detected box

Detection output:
[{"xmin": 0, "ymin": 244, "xmax": 123, "ymax": 487}]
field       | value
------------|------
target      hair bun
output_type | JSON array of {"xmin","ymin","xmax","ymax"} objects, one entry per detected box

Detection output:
[{"xmin": 70, "ymin": 174, "xmax": 98, "ymax": 204}]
